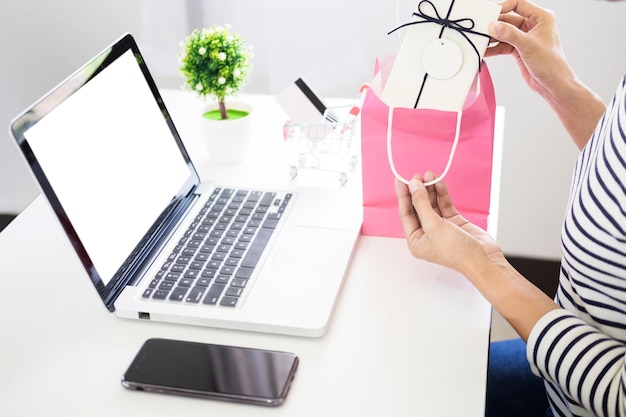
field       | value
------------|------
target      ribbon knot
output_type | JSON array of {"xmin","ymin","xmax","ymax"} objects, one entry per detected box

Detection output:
[{"xmin": 388, "ymin": 0, "xmax": 491, "ymax": 72}]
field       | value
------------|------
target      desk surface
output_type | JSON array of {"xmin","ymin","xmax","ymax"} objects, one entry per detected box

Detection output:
[{"xmin": 0, "ymin": 92, "xmax": 496, "ymax": 416}]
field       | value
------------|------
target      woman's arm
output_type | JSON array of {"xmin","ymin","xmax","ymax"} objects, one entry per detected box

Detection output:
[{"xmin": 395, "ymin": 173, "xmax": 559, "ymax": 341}]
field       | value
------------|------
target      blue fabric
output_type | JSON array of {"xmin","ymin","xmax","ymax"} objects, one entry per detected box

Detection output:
[{"xmin": 486, "ymin": 338, "xmax": 553, "ymax": 417}]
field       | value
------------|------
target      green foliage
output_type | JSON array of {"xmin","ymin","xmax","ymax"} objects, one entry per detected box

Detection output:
[{"xmin": 179, "ymin": 25, "xmax": 252, "ymax": 105}]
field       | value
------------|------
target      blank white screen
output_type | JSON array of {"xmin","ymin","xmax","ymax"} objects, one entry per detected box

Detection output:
[{"xmin": 24, "ymin": 51, "xmax": 191, "ymax": 286}]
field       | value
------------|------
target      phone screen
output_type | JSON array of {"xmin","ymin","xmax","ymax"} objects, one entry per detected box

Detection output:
[{"xmin": 122, "ymin": 338, "xmax": 299, "ymax": 406}]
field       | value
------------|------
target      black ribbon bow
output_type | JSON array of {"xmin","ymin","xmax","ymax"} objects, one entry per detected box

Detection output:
[{"xmin": 388, "ymin": 0, "xmax": 491, "ymax": 73}]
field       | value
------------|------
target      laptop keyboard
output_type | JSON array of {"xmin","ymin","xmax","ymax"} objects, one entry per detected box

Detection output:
[{"xmin": 141, "ymin": 188, "xmax": 291, "ymax": 307}]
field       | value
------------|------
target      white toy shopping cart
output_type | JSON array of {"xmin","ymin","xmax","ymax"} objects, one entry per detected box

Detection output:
[{"xmin": 283, "ymin": 104, "xmax": 360, "ymax": 185}]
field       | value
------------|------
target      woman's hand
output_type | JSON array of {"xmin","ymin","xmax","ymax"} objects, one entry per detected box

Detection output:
[
  {"xmin": 485, "ymin": 0, "xmax": 572, "ymax": 98},
  {"xmin": 394, "ymin": 173, "xmax": 505, "ymax": 276},
  {"xmin": 396, "ymin": 173, "xmax": 560, "ymax": 340},
  {"xmin": 485, "ymin": 0, "xmax": 606, "ymax": 149}
]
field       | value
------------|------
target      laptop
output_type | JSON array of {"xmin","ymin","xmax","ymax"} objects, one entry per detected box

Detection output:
[{"xmin": 9, "ymin": 33, "xmax": 362, "ymax": 337}]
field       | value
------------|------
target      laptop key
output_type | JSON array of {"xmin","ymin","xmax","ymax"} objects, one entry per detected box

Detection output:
[
  {"xmin": 220, "ymin": 296, "xmax": 238, "ymax": 307},
  {"xmin": 225, "ymin": 287, "xmax": 243, "ymax": 297},
  {"xmin": 186, "ymin": 286, "xmax": 206, "ymax": 303},
  {"xmin": 220, "ymin": 266, "xmax": 235, "ymax": 275},
  {"xmin": 235, "ymin": 242, "xmax": 249, "ymax": 251},
  {"xmin": 199, "ymin": 244, "xmax": 215, "ymax": 254},
  {"xmin": 259, "ymin": 192, "xmax": 275, "ymax": 207},
  {"xmin": 201, "ymin": 269, "xmax": 217, "ymax": 279},
  {"xmin": 262, "ymin": 218, "xmax": 280, "ymax": 229},
  {"xmin": 189, "ymin": 261, "xmax": 204, "ymax": 270},
  {"xmin": 203, "ymin": 283, "xmax": 226, "ymax": 305},
  {"xmin": 183, "ymin": 270, "xmax": 199, "ymax": 279},
  {"xmin": 197, "ymin": 278, "xmax": 211, "ymax": 286},
  {"xmin": 225, "ymin": 257, "xmax": 239, "ymax": 267},
  {"xmin": 170, "ymin": 287, "xmax": 188, "ymax": 301},
  {"xmin": 220, "ymin": 188, "xmax": 234, "ymax": 198},
  {"xmin": 195, "ymin": 253, "xmax": 209, "ymax": 262},
  {"xmin": 182, "ymin": 248, "xmax": 196, "ymax": 256},
  {"xmin": 215, "ymin": 246, "xmax": 229, "ymax": 255},
  {"xmin": 159, "ymin": 281, "xmax": 174, "ymax": 291},
  {"xmin": 215, "ymin": 275, "xmax": 230, "ymax": 284},
  {"xmin": 226, "ymin": 229, "xmax": 240, "ymax": 238},
  {"xmin": 231, "ymin": 278, "xmax": 247, "ymax": 288},
  {"xmin": 235, "ymin": 267, "xmax": 254, "ymax": 279},
  {"xmin": 179, "ymin": 277, "xmax": 194, "ymax": 287},
  {"xmin": 242, "ymin": 227, "xmax": 274, "ymax": 268},
  {"xmin": 164, "ymin": 272, "xmax": 180, "ymax": 281},
  {"xmin": 153, "ymin": 290, "xmax": 169, "ymax": 300},
  {"xmin": 206, "ymin": 260, "xmax": 222, "ymax": 269},
  {"xmin": 239, "ymin": 234, "xmax": 253, "ymax": 243},
  {"xmin": 247, "ymin": 191, "xmax": 262, "ymax": 202}
]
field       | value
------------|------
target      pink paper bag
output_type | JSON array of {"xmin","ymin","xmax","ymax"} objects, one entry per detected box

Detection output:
[{"xmin": 360, "ymin": 56, "xmax": 497, "ymax": 237}]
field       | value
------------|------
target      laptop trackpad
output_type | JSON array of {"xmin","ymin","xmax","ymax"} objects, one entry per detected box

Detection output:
[{"xmin": 270, "ymin": 226, "xmax": 352, "ymax": 274}]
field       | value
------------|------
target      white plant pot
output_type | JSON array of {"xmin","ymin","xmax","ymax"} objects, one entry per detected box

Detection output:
[{"xmin": 200, "ymin": 101, "xmax": 253, "ymax": 164}]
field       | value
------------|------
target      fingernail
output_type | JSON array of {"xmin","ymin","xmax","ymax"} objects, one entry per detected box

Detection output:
[{"xmin": 408, "ymin": 179, "xmax": 420, "ymax": 194}]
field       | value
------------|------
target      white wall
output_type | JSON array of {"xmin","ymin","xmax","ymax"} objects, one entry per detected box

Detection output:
[
  {"xmin": 2, "ymin": 0, "xmax": 625, "ymax": 260},
  {"xmin": 0, "ymin": 0, "xmax": 145, "ymax": 213}
]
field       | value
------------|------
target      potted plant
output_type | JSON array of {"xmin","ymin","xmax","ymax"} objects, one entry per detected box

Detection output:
[{"xmin": 179, "ymin": 24, "xmax": 254, "ymax": 163}]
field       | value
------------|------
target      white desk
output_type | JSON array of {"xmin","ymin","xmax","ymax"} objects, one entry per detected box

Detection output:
[{"xmin": 0, "ymin": 92, "xmax": 499, "ymax": 416}]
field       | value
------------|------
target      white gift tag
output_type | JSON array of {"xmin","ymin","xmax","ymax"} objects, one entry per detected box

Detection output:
[
  {"xmin": 380, "ymin": 0, "xmax": 501, "ymax": 111},
  {"xmin": 422, "ymin": 38, "xmax": 463, "ymax": 80}
]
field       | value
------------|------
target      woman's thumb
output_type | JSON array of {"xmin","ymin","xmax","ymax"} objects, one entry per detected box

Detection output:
[{"xmin": 489, "ymin": 21, "xmax": 522, "ymax": 50}]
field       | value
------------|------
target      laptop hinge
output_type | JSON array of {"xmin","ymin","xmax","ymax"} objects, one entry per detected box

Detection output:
[{"xmin": 106, "ymin": 193, "xmax": 199, "ymax": 307}]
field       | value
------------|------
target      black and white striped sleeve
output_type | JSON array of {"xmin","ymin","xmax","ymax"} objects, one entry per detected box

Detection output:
[{"xmin": 527, "ymin": 309, "xmax": 626, "ymax": 417}]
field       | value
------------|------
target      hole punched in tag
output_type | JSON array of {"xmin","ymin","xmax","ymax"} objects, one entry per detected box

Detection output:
[{"xmin": 421, "ymin": 38, "xmax": 463, "ymax": 80}]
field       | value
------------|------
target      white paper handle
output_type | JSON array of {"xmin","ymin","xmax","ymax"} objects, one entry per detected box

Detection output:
[{"xmin": 387, "ymin": 107, "xmax": 463, "ymax": 186}]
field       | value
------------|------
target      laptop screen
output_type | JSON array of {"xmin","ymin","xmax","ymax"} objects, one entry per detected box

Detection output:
[{"xmin": 11, "ymin": 34, "xmax": 199, "ymax": 307}]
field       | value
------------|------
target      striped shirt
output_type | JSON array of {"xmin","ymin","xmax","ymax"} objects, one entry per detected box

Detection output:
[{"xmin": 526, "ymin": 75, "xmax": 626, "ymax": 417}]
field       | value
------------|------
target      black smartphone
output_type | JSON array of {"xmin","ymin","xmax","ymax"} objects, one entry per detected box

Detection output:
[{"xmin": 121, "ymin": 338, "xmax": 299, "ymax": 406}]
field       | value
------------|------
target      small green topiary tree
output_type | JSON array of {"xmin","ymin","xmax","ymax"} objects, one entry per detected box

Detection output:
[{"xmin": 179, "ymin": 24, "xmax": 252, "ymax": 120}]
